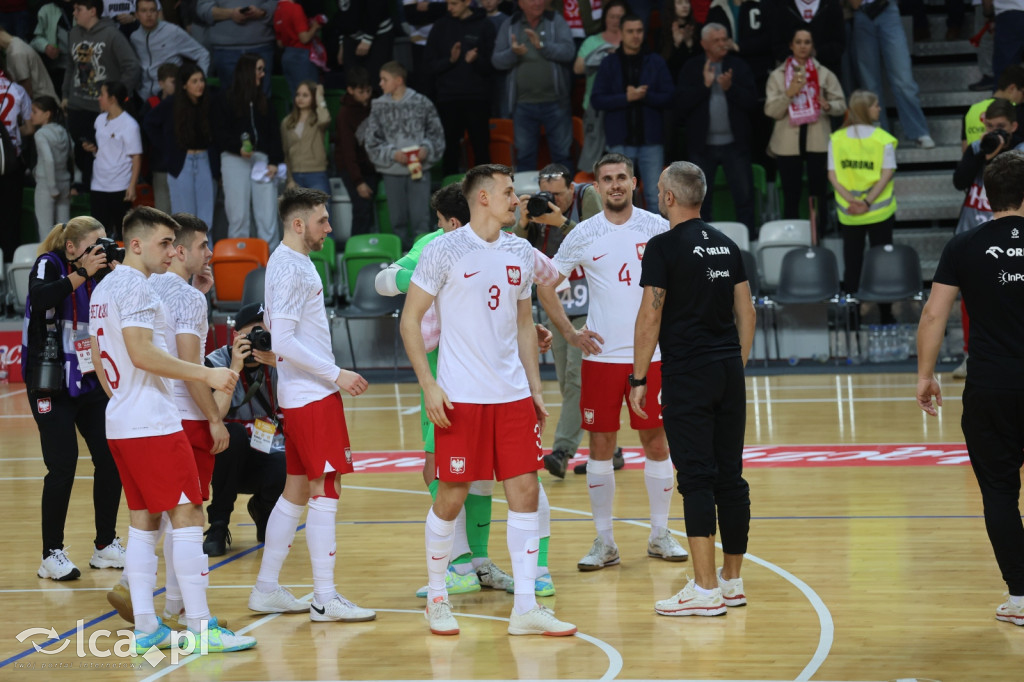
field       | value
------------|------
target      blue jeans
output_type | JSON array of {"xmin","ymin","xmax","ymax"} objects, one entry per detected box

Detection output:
[
  {"xmin": 212, "ymin": 45, "xmax": 275, "ymax": 97},
  {"xmin": 993, "ymin": 11, "xmax": 1024, "ymax": 87},
  {"xmin": 690, "ymin": 143, "xmax": 756, "ymax": 237},
  {"xmin": 292, "ymin": 171, "xmax": 331, "ymax": 194},
  {"xmin": 281, "ymin": 46, "xmax": 319, "ymax": 98},
  {"xmin": 608, "ymin": 144, "xmax": 664, "ymax": 211},
  {"xmin": 167, "ymin": 151, "xmax": 215, "ymax": 229},
  {"xmin": 853, "ymin": 2, "xmax": 930, "ymax": 140},
  {"xmin": 514, "ymin": 100, "xmax": 574, "ymax": 173}
]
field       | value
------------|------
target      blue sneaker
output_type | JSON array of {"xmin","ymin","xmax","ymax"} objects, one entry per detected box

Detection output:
[
  {"xmin": 134, "ymin": 620, "xmax": 173, "ymax": 654},
  {"xmin": 415, "ymin": 565, "xmax": 481, "ymax": 598},
  {"xmin": 505, "ymin": 571, "xmax": 556, "ymax": 597}
]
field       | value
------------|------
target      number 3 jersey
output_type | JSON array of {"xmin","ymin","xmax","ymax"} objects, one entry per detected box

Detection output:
[
  {"xmin": 551, "ymin": 208, "xmax": 669, "ymax": 364},
  {"xmin": 412, "ymin": 225, "xmax": 535, "ymax": 404},
  {"xmin": 89, "ymin": 265, "xmax": 183, "ymax": 439}
]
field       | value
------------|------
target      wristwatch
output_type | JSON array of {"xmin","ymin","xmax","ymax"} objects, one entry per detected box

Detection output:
[
  {"xmin": 628, "ymin": 373, "xmax": 647, "ymax": 387},
  {"xmin": 75, "ymin": 266, "xmax": 89, "ymax": 278}
]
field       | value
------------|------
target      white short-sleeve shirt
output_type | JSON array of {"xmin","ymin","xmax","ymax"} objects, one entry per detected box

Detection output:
[
  {"xmin": 0, "ymin": 74, "xmax": 32, "ymax": 154},
  {"xmin": 89, "ymin": 265, "xmax": 183, "ymax": 439},
  {"xmin": 150, "ymin": 271, "xmax": 209, "ymax": 421},
  {"xmin": 91, "ymin": 111, "xmax": 143, "ymax": 193},
  {"xmin": 552, "ymin": 208, "xmax": 669, "ymax": 363}
]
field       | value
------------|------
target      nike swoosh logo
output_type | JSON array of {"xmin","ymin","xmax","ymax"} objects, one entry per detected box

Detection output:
[
  {"xmin": 476, "ymin": 523, "xmax": 490, "ymax": 527},
  {"xmin": 663, "ymin": 487, "xmax": 673, "ymax": 492},
  {"xmin": 527, "ymin": 548, "xmax": 539, "ymax": 554},
  {"xmin": 200, "ymin": 570, "xmax": 209, "ymax": 576},
  {"xmin": 329, "ymin": 550, "xmax": 336, "ymax": 556},
  {"xmin": 311, "ymin": 604, "xmax": 326, "ymax": 615},
  {"xmin": 589, "ymin": 484, "xmax": 604, "ymax": 488},
  {"xmin": 431, "ymin": 555, "xmax": 448, "ymax": 560},
  {"xmin": 464, "ymin": 271, "xmax": 481, "ymax": 278},
  {"xmin": 592, "ymin": 254, "xmax": 608, "ymax": 261}
]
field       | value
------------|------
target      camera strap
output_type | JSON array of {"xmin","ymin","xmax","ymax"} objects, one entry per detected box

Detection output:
[{"xmin": 237, "ymin": 367, "xmax": 277, "ymax": 423}]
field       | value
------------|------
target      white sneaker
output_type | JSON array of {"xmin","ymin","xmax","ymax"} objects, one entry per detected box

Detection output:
[
  {"xmin": 647, "ymin": 529, "xmax": 689, "ymax": 562},
  {"xmin": 476, "ymin": 560, "xmax": 514, "ymax": 591},
  {"xmin": 916, "ymin": 135, "xmax": 936, "ymax": 149},
  {"xmin": 996, "ymin": 598, "xmax": 1024, "ymax": 625},
  {"xmin": 248, "ymin": 586, "xmax": 310, "ymax": 614},
  {"xmin": 655, "ymin": 578, "xmax": 727, "ymax": 617},
  {"xmin": 577, "ymin": 537, "xmax": 620, "ymax": 571},
  {"xmin": 717, "ymin": 567, "xmax": 747, "ymax": 607},
  {"xmin": 309, "ymin": 594, "xmax": 376, "ymax": 622},
  {"xmin": 425, "ymin": 596, "xmax": 459, "ymax": 635},
  {"xmin": 38, "ymin": 548, "xmax": 81, "ymax": 581},
  {"xmin": 507, "ymin": 605, "xmax": 577, "ymax": 636},
  {"xmin": 90, "ymin": 537, "xmax": 126, "ymax": 569},
  {"xmin": 953, "ymin": 355, "xmax": 968, "ymax": 379}
]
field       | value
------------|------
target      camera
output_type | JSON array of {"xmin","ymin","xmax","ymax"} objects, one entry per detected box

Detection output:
[
  {"xmin": 246, "ymin": 326, "xmax": 272, "ymax": 352},
  {"xmin": 30, "ymin": 328, "xmax": 64, "ymax": 396},
  {"xmin": 527, "ymin": 191, "xmax": 556, "ymax": 218},
  {"xmin": 83, "ymin": 237, "xmax": 126, "ymax": 265},
  {"xmin": 980, "ymin": 128, "xmax": 1012, "ymax": 155}
]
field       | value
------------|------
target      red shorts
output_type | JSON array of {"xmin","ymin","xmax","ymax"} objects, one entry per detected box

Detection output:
[
  {"xmin": 282, "ymin": 392, "xmax": 354, "ymax": 480},
  {"xmin": 434, "ymin": 397, "xmax": 542, "ymax": 482},
  {"xmin": 580, "ymin": 360, "xmax": 663, "ymax": 432},
  {"xmin": 181, "ymin": 420, "xmax": 215, "ymax": 501},
  {"xmin": 108, "ymin": 431, "xmax": 202, "ymax": 514}
]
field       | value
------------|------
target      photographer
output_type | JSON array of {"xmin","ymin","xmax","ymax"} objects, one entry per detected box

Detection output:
[
  {"xmin": 202, "ymin": 302, "xmax": 286, "ymax": 555},
  {"xmin": 23, "ymin": 217, "xmax": 125, "ymax": 581}
]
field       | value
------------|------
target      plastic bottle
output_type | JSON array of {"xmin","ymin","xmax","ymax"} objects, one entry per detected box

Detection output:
[
  {"xmin": 241, "ymin": 133, "xmax": 253, "ymax": 155},
  {"xmin": 867, "ymin": 325, "xmax": 880, "ymax": 363}
]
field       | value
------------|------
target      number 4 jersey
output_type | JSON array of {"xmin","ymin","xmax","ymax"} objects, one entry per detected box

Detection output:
[
  {"xmin": 552, "ymin": 208, "xmax": 669, "ymax": 364},
  {"xmin": 89, "ymin": 265, "xmax": 183, "ymax": 439}
]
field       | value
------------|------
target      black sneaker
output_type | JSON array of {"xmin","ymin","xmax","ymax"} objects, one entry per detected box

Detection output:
[
  {"xmin": 574, "ymin": 448, "xmax": 625, "ymax": 474},
  {"xmin": 247, "ymin": 496, "xmax": 268, "ymax": 543},
  {"xmin": 969, "ymin": 76, "xmax": 995, "ymax": 92},
  {"xmin": 542, "ymin": 449, "xmax": 572, "ymax": 479},
  {"xmin": 203, "ymin": 523, "xmax": 231, "ymax": 557}
]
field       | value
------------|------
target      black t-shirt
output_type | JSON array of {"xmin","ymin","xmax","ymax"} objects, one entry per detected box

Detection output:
[
  {"xmin": 639, "ymin": 218, "xmax": 746, "ymax": 375},
  {"xmin": 933, "ymin": 215, "xmax": 1024, "ymax": 389}
]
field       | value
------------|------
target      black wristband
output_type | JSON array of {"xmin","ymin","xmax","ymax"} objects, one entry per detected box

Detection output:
[
  {"xmin": 628, "ymin": 373, "xmax": 647, "ymax": 387},
  {"xmin": 75, "ymin": 266, "xmax": 89, "ymax": 278}
]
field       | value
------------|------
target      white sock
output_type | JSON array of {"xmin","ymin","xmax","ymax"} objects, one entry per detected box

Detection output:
[
  {"xmin": 644, "ymin": 457, "xmax": 675, "ymax": 538},
  {"xmin": 1010, "ymin": 595, "xmax": 1024, "ymax": 606},
  {"xmin": 171, "ymin": 526, "xmax": 212, "ymax": 631},
  {"xmin": 255, "ymin": 497, "xmax": 304, "ymax": 593},
  {"xmin": 305, "ymin": 496, "xmax": 339, "ymax": 605},
  {"xmin": 125, "ymin": 526, "xmax": 159, "ymax": 633},
  {"xmin": 425, "ymin": 507, "xmax": 455, "ymax": 601},
  {"xmin": 694, "ymin": 582, "xmax": 715, "ymax": 596},
  {"xmin": 160, "ymin": 515, "xmax": 181, "ymax": 614},
  {"xmin": 538, "ymin": 481, "xmax": 551, "ymax": 539},
  {"xmin": 507, "ymin": 510, "xmax": 539, "ymax": 615},
  {"xmin": 586, "ymin": 458, "xmax": 616, "ymax": 545},
  {"xmin": 452, "ymin": 505, "xmax": 470, "ymax": 562}
]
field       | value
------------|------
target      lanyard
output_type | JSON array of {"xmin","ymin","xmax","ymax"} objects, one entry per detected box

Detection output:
[
  {"xmin": 238, "ymin": 366, "xmax": 276, "ymax": 418},
  {"xmin": 64, "ymin": 259, "xmax": 91, "ymax": 332}
]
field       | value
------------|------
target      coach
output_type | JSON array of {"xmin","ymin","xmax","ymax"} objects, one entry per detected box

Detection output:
[{"xmin": 629, "ymin": 161, "xmax": 756, "ymax": 617}]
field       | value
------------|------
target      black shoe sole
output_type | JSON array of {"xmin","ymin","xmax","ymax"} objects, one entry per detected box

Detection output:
[{"xmin": 543, "ymin": 454, "xmax": 567, "ymax": 479}]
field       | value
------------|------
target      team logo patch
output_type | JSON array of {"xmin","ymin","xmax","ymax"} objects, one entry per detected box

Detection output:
[
  {"xmin": 636, "ymin": 243, "xmax": 647, "ymax": 259},
  {"xmin": 506, "ymin": 266, "xmax": 521, "ymax": 285},
  {"xmin": 450, "ymin": 457, "xmax": 466, "ymax": 475},
  {"xmin": 583, "ymin": 408, "xmax": 595, "ymax": 425},
  {"xmin": 345, "ymin": 447, "xmax": 352, "ymax": 465},
  {"xmin": 36, "ymin": 398, "xmax": 51, "ymax": 414}
]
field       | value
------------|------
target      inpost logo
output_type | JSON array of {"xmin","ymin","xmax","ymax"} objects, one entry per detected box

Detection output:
[{"xmin": 14, "ymin": 620, "xmax": 209, "ymax": 669}]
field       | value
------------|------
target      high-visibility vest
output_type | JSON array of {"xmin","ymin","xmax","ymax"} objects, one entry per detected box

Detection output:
[
  {"xmin": 964, "ymin": 97, "xmax": 995, "ymax": 146},
  {"xmin": 830, "ymin": 127, "xmax": 898, "ymax": 226}
]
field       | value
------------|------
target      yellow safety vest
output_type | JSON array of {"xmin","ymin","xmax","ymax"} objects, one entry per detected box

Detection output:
[
  {"xmin": 830, "ymin": 127, "xmax": 898, "ymax": 226},
  {"xmin": 964, "ymin": 97, "xmax": 995, "ymax": 146}
]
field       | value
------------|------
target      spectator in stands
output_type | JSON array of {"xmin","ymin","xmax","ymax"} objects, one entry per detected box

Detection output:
[
  {"xmin": 770, "ymin": 0, "xmax": 845, "ymax": 77},
  {"xmin": 83, "ymin": 81, "xmax": 142, "ymax": 239},
  {"xmin": 326, "ymin": 0, "xmax": 394, "ymax": 94},
  {"xmin": 63, "ymin": 0, "xmax": 140, "ymax": 191},
  {"xmin": 31, "ymin": 0, "xmax": 74, "ymax": 91},
  {"xmin": 590, "ymin": 14, "xmax": 674, "ymax": 210},
  {"xmin": 0, "ymin": 0, "xmax": 29, "ymax": 41},
  {"xmin": 1, "ymin": 24, "xmax": 58, "ymax": 98},
  {"xmin": 273, "ymin": 0, "xmax": 323, "ymax": 96},
  {"xmin": 334, "ymin": 65, "xmax": 376, "ymax": 236},
  {"xmin": 363, "ymin": 61, "xmax": 445, "ymax": 246},
  {"xmin": 0, "ymin": 66, "xmax": 30, "ymax": 260},
  {"xmin": 575, "ymin": 0, "xmax": 627, "ymax": 174},
  {"xmin": 962, "ymin": 64, "xmax": 1024, "ymax": 152},
  {"xmin": 103, "ymin": 0, "xmax": 152, "ymax": 38},
  {"xmin": 766, "ymin": 27, "xmax": 846, "ymax": 238},
  {"xmin": 850, "ymin": 0, "xmax": 935, "ymax": 148},
  {"xmin": 969, "ymin": 8, "xmax": 996, "ymax": 92},
  {"xmin": 212, "ymin": 53, "xmax": 283, "ymax": 248},
  {"xmin": 30, "ymin": 96, "xmax": 73, "ymax": 239},
  {"xmin": 827, "ymin": 89, "xmax": 897, "ymax": 323},
  {"xmin": 424, "ymin": 0, "xmax": 497, "ymax": 176},
  {"xmin": 403, "ymin": 0, "xmax": 447, "ymax": 94},
  {"xmin": 659, "ymin": 0, "xmax": 702, "ymax": 78},
  {"xmin": 196, "ymin": 0, "xmax": 276, "ymax": 95},
  {"xmin": 281, "ymin": 81, "xmax": 331, "ymax": 194},
  {"xmin": 140, "ymin": 62, "xmax": 177, "ymax": 214},
  {"xmin": 492, "ymin": 0, "xmax": 576, "ymax": 172},
  {"xmin": 676, "ymin": 23, "xmax": 758, "ymax": 237},
  {"xmin": 988, "ymin": 0, "xmax": 1024, "ymax": 87},
  {"xmin": 480, "ymin": 0, "xmax": 510, "ymax": 117},
  {"xmin": 130, "ymin": 0, "xmax": 209, "ymax": 100}
]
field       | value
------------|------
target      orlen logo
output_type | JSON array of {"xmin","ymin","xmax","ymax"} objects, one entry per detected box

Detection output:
[
  {"xmin": 987, "ymin": 246, "xmax": 1024, "ymax": 259},
  {"xmin": 998, "ymin": 270, "xmax": 1024, "ymax": 285}
]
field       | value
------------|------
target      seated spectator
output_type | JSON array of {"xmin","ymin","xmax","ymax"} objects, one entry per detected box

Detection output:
[
  {"xmin": 769, "ymin": 0, "xmax": 845, "ymax": 77},
  {"xmin": 0, "ymin": 24, "xmax": 57, "ymax": 98},
  {"xmin": 30, "ymin": 0, "xmax": 74, "ymax": 91},
  {"xmin": 658, "ymin": 0, "xmax": 702, "ymax": 78},
  {"xmin": 492, "ymin": 0, "xmax": 576, "ymax": 172},
  {"xmin": 130, "ymin": 0, "xmax": 209, "ymax": 101},
  {"xmin": 273, "ymin": 0, "xmax": 323, "ymax": 96},
  {"xmin": 281, "ymin": 81, "xmax": 331, "ymax": 194},
  {"xmin": 203, "ymin": 302, "xmax": 287, "ymax": 555},
  {"xmin": 334, "ymin": 65, "xmax": 377, "ymax": 236},
  {"xmin": 196, "ymin": 0, "xmax": 276, "ymax": 95},
  {"xmin": 590, "ymin": 14, "xmax": 674, "ymax": 210},
  {"xmin": 575, "ymin": 0, "xmax": 627, "ymax": 173},
  {"xmin": 962, "ymin": 65, "xmax": 1024, "ymax": 152},
  {"xmin": 362, "ymin": 61, "xmax": 445, "ymax": 245}
]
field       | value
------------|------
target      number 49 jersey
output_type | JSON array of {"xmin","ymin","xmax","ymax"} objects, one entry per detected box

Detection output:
[
  {"xmin": 552, "ymin": 208, "xmax": 669, "ymax": 364},
  {"xmin": 412, "ymin": 225, "xmax": 535, "ymax": 404}
]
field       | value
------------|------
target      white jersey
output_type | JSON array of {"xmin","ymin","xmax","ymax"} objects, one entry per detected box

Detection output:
[
  {"xmin": 0, "ymin": 74, "xmax": 31, "ymax": 154},
  {"xmin": 149, "ymin": 271, "xmax": 209, "ymax": 421},
  {"xmin": 265, "ymin": 244, "xmax": 337, "ymax": 409},
  {"xmin": 89, "ymin": 265, "xmax": 182, "ymax": 439},
  {"xmin": 413, "ymin": 225, "xmax": 535, "ymax": 404},
  {"xmin": 552, "ymin": 208, "xmax": 669, "ymax": 363}
]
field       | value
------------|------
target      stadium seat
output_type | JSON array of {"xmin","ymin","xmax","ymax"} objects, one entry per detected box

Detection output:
[
  {"xmin": 309, "ymin": 236, "xmax": 337, "ymax": 304},
  {"xmin": 341, "ymin": 233, "xmax": 401, "ymax": 298},
  {"xmin": 240, "ymin": 267, "xmax": 266, "ymax": 309},
  {"xmin": 335, "ymin": 265, "xmax": 404, "ymax": 371},
  {"xmin": 768, "ymin": 246, "xmax": 848, "ymax": 364},
  {"xmin": 488, "ymin": 118, "xmax": 515, "ymax": 167},
  {"xmin": 374, "ymin": 183, "xmax": 392, "ymax": 234},
  {"xmin": 210, "ymin": 238, "xmax": 270, "ymax": 310},
  {"xmin": 755, "ymin": 219, "xmax": 813, "ymax": 292},
  {"xmin": 854, "ymin": 244, "xmax": 924, "ymax": 304},
  {"xmin": 8, "ymin": 243, "xmax": 41, "ymax": 313},
  {"xmin": 709, "ymin": 221, "xmax": 750, "ymax": 252}
]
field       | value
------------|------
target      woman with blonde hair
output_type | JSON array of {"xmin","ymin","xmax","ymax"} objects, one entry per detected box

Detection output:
[
  {"xmin": 24, "ymin": 217, "xmax": 124, "ymax": 581},
  {"xmin": 280, "ymin": 80, "xmax": 332, "ymax": 194}
]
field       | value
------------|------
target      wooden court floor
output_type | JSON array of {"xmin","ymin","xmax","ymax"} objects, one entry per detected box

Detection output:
[{"xmin": 0, "ymin": 372, "xmax": 1018, "ymax": 681}]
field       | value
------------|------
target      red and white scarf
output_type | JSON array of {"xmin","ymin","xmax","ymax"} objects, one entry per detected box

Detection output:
[{"xmin": 785, "ymin": 57, "xmax": 821, "ymax": 126}]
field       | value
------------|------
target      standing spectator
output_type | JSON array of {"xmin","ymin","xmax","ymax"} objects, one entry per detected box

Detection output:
[
  {"xmin": 0, "ymin": 66, "xmax": 29, "ymax": 259},
  {"xmin": 766, "ymin": 27, "xmax": 846, "ymax": 237},
  {"xmin": 659, "ymin": 0, "xmax": 702, "ymax": 77},
  {"xmin": 83, "ymin": 81, "xmax": 142, "ymax": 239},
  {"xmin": 140, "ymin": 62, "xmax": 176, "ymax": 214},
  {"xmin": 334, "ymin": 65, "xmax": 377, "ymax": 236},
  {"xmin": 770, "ymin": 0, "xmax": 846, "ymax": 77},
  {"xmin": 675, "ymin": 23, "xmax": 758, "ymax": 237},
  {"xmin": 574, "ymin": 0, "xmax": 626, "ymax": 175},
  {"xmin": 590, "ymin": 14, "xmax": 675, "ymax": 210},
  {"xmin": 962, "ymin": 64, "xmax": 1024, "ymax": 151},
  {"xmin": 325, "ymin": 0, "xmax": 393, "ymax": 94},
  {"xmin": 273, "ymin": 0, "xmax": 323, "ymax": 96},
  {"xmin": 403, "ymin": 0, "xmax": 447, "ymax": 94},
  {"xmin": 103, "ymin": 0, "xmax": 157, "ymax": 38},
  {"xmin": 30, "ymin": 96, "xmax": 73, "ymax": 239},
  {"xmin": 196, "ymin": 0, "xmax": 276, "ymax": 95},
  {"xmin": 850, "ymin": 0, "xmax": 935, "ymax": 148},
  {"xmin": 31, "ymin": 0, "xmax": 74, "ymax": 92},
  {"xmin": 1, "ymin": 25, "xmax": 58, "ymax": 98},
  {"xmin": 492, "ymin": 0, "xmax": 576, "ymax": 172},
  {"xmin": 362, "ymin": 61, "xmax": 445, "ymax": 245},
  {"xmin": 424, "ymin": 0, "xmax": 496, "ymax": 176},
  {"xmin": 130, "ymin": 0, "xmax": 209, "ymax": 100},
  {"xmin": 986, "ymin": 0, "xmax": 1024, "ymax": 87},
  {"xmin": 63, "ymin": 0, "xmax": 140, "ymax": 191},
  {"xmin": 212, "ymin": 53, "xmax": 283, "ymax": 248},
  {"xmin": 281, "ymin": 81, "xmax": 331, "ymax": 194},
  {"xmin": 480, "ymin": 0, "xmax": 510, "ymax": 117},
  {"xmin": 0, "ymin": 0, "xmax": 29, "ymax": 41}
]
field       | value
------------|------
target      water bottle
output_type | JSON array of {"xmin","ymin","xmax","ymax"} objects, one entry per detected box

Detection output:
[
  {"xmin": 866, "ymin": 325, "xmax": 877, "ymax": 363},
  {"xmin": 895, "ymin": 324, "xmax": 910, "ymax": 362},
  {"xmin": 241, "ymin": 132, "xmax": 253, "ymax": 155},
  {"xmin": 788, "ymin": 356, "xmax": 800, "ymax": 366},
  {"xmin": 885, "ymin": 325, "xmax": 898, "ymax": 362}
]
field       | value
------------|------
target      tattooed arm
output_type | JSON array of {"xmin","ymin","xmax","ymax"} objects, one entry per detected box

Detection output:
[{"xmin": 629, "ymin": 285, "xmax": 666, "ymax": 418}]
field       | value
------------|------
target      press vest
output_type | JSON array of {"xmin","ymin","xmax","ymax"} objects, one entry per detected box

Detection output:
[
  {"xmin": 964, "ymin": 98, "xmax": 995, "ymax": 146},
  {"xmin": 830, "ymin": 127, "xmax": 898, "ymax": 226}
]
